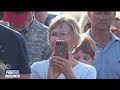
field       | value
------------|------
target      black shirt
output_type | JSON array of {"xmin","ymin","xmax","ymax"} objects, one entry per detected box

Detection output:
[{"xmin": 0, "ymin": 24, "xmax": 31, "ymax": 74}]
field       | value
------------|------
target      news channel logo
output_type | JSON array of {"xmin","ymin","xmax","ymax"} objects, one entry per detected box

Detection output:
[{"xmin": 5, "ymin": 69, "xmax": 20, "ymax": 79}]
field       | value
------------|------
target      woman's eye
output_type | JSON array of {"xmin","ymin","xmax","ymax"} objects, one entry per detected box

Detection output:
[
  {"xmin": 84, "ymin": 57, "xmax": 90, "ymax": 61},
  {"xmin": 51, "ymin": 33, "xmax": 57, "ymax": 36},
  {"xmin": 61, "ymin": 33, "xmax": 66, "ymax": 36},
  {"xmin": 74, "ymin": 56, "xmax": 80, "ymax": 60}
]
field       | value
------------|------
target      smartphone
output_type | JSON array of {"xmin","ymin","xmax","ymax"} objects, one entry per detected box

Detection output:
[{"xmin": 54, "ymin": 40, "xmax": 68, "ymax": 60}]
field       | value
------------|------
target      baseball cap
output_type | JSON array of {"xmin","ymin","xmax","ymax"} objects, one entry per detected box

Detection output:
[{"xmin": 2, "ymin": 11, "xmax": 29, "ymax": 25}]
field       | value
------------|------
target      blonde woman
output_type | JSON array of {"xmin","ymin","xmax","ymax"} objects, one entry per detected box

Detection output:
[{"xmin": 31, "ymin": 15, "xmax": 96, "ymax": 79}]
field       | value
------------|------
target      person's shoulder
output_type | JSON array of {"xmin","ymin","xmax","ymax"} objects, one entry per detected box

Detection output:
[
  {"xmin": 33, "ymin": 20, "xmax": 48, "ymax": 30},
  {"xmin": 29, "ymin": 20, "xmax": 48, "ymax": 35},
  {"xmin": 30, "ymin": 60, "xmax": 49, "ymax": 79},
  {"xmin": 0, "ymin": 24, "xmax": 18, "ymax": 34},
  {"xmin": 0, "ymin": 24, "xmax": 10, "ymax": 31},
  {"xmin": 0, "ymin": 24, "xmax": 17, "ymax": 35},
  {"xmin": 31, "ymin": 21, "xmax": 48, "ymax": 36},
  {"xmin": 78, "ymin": 62, "xmax": 96, "ymax": 71},
  {"xmin": 39, "ymin": 23, "xmax": 48, "ymax": 31},
  {"xmin": 31, "ymin": 60, "xmax": 49, "ymax": 69},
  {"xmin": 0, "ymin": 24, "xmax": 25, "ymax": 42},
  {"xmin": 116, "ymin": 36, "xmax": 120, "ymax": 41},
  {"xmin": 0, "ymin": 21, "xmax": 9, "ymax": 27},
  {"xmin": 111, "ymin": 33, "xmax": 120, "ymax": 45},
  {"xmin": 74, "ymin": 62, "xmax": 96, "ymax": 79}
]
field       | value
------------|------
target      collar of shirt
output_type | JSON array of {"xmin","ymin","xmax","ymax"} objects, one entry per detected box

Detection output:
[{"xmin": 19, "ymin": 19, "xmax": 35, "ymax": 36}]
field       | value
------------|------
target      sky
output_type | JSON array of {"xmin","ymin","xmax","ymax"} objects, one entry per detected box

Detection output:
[{"xmin": 48, "ymin": 11, "xmax": 62, "ymax": 15}]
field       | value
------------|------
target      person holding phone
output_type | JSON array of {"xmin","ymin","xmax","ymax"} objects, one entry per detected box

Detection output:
[{"xmin": 30, "ymin": 15, "xmax": 96, "ymax": 79}]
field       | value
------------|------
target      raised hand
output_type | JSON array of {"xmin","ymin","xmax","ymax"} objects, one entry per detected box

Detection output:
[{"xmin": 52, "ymin": 56, "xmax": 76, "ymax": 79}]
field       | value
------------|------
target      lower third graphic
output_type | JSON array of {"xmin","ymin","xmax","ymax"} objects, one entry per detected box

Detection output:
[{"xmin": 5, "ymin": 69, "xmax": 20, "ymax": 79}]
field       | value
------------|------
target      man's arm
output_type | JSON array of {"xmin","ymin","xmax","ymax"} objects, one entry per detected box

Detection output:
[{"xmin": 17, "ymin": 34, "xmax": 31, "ymax": 79}]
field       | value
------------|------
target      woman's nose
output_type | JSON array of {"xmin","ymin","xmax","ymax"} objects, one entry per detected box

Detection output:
[{"xmin": 56, "ymin": 37, "xmax": 63, "ymax": 40}]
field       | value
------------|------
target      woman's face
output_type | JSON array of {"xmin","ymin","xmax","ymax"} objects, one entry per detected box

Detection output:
[
  {"xmin": 49, "ymin": 22, "xmax": 75, "ymax": 52},
  {"xmin": 34, "ymin": 12, "xmax": 47, "ymax": 24}
]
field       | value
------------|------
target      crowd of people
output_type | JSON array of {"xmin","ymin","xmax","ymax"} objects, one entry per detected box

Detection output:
[{"xmin": 0, "ymin": 11, "xmax": 120, "ymax": 79}]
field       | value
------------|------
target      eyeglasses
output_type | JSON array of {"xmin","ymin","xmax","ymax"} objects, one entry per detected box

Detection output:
[{"xmin": 50, "ymin": 32, "xmax": 72, "ymax": 38}]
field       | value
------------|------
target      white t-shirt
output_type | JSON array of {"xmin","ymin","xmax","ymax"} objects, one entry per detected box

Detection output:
[{"xmin": 30, "ymin": 60, "xmax": 97, "ymax": 79}]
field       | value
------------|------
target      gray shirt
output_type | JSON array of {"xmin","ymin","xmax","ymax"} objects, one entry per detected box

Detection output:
[{"xmin": 22, "ymin": 20, "xmax": 52, "ymax": 65}]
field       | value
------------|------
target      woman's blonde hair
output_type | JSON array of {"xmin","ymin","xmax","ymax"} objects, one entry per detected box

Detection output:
[{"xmin": 48, "ymin": 15, "xmax": 81, "ymax": 48}]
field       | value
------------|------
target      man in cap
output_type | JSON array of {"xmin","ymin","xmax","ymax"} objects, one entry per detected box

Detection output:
[
  {"xmin": 0, "ymin": 24, "xmax": 31, "ymax": 79},
  {"xmin": 2, "ymin": 11, "xmax": 52, "ymax": 66}
]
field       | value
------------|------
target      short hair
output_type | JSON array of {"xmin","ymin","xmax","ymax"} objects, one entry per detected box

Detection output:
[
  {"xmin": 79, "ymin": 13, "xmax": 91, "ymax": 33},
  {"xmin": 0, "ymin": 62, "xmax": 8, "ymax": 79},
  {"xmin": 74, "ymin": 34, "xmax": 96, "ymax": 60},
  {"xmin": 48, "ymin": 15, "xmax": 81, "ymax": 48}
]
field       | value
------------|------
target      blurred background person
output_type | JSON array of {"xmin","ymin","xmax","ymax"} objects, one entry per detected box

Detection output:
[
  {"xmin": 41, "ymin": 11, "xmax": 84, "ymax": 27},
  {"xmin": 111, "ymin": 15, "xmax": 120, "ymax": 38},
  {"xmin": 60, "ymin": 12, "xmax": 84, "ymax": 22},
  {"xmin": 44, "ymin": 12, "xmax": 61, "ymax": 26},
  {"xmin": 79, "ymin": 13, "xmax": 91, "ymax": 33},
  {"xmin": 34, "ymin": 11, "xmax": 48, "ymax": 24}
]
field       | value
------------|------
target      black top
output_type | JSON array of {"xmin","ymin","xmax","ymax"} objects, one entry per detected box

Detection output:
[{"xmin": 0, "ymin": 24, "xmax": 31, "ymax": 74}]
